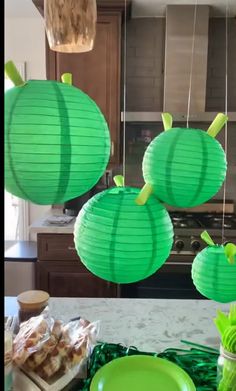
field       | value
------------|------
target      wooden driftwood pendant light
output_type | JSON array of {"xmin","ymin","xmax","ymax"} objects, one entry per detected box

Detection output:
[{"xmin": 44, "ymin": 0, "xmax": 97, "ymax": 53}]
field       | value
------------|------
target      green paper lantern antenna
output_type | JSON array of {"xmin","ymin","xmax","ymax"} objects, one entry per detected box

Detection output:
[
  {"xmin": 61, "ymin": 73, "xmax": 72, "ymax": 85},
  {"xmin": 161, "ymin": 112, "xmax": 173, "ymax": 131},
  {"xmin": 224, "ymin": 243, "xmax": 236, "ymax": 265},
  {"xmin": 5, "ymin": 60, "xmax": 26, "ymax": 87},
  {"xmin": 113, "ymin": 175, "xmax": 124, "ymax": 187},
  {"xmin": 200, "ymin": 231, "xmax": 215, "ymax": 246},
  {"xmin": 207, "ymin": 113, "xmax": 228, "ymax": 138},
  {"xmin": 135, "ymin": 183, "xmax": 153, "ymax": 205}
]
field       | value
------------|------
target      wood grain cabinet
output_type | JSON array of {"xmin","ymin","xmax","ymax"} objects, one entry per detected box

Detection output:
[
  {"xmin": 46, "ymin": 14, "xmax": 121, "ymax": 165},
  {"xmin": 36, "ymin": 234, "xmax": 118, "ymax": 298},
  {"xmin": 32, "ymin": 0, "xmax": 131, "ymax": 165}
]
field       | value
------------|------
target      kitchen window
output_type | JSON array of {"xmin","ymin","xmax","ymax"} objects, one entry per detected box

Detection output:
[{"xmin": 4, "ymin": 63, "xmax": 29, "ymax": 241}]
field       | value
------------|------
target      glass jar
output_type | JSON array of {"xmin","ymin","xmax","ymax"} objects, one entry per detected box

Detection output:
[
  {"xmin": 217, "ymin": 345, "xmax": 236, "ymax": 391},
  {"xmin": 17, "ymin": 290, "xmax": 49, "ymax": 323},
  {"xmin": 44, "ymin": 0, "xmax": 97, "ymax": 53}
]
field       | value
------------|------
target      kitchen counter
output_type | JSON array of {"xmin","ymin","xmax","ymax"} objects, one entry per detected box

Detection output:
[
  {"xmin": 29, "ymin": 209, "xmax": 75, "ymax": 234},
  {"xmin": 4, "ymin": 297, "xmax": 232, "ymax": 352}
]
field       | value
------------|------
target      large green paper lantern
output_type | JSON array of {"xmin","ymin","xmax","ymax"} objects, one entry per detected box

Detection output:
[
  {"xmin": 191, "ymin": 231, "xmax": 236, "ymax": 303},
  {"xmin": 74, "ymin": 176, "xmax": 174, "ymax": 283},
  {"xmin": 138, "ymin": 113, "xmax": 228, "ymax": 208},
  {"xmin": 4, "ymin": 61, "xmax": 110, "ymax": 205}
]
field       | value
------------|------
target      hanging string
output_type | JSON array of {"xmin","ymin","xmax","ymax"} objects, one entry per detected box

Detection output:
[
  {"xmin": 222, "ymin": 0, "xmax": 229, "ymax": 243},
  {"xmin": 186, "ymin": 1, "xmax": 198, "ymax": 128},
  {"xmin": 122, "ymin": 0, "xmax": 127, "ymax": 185}
]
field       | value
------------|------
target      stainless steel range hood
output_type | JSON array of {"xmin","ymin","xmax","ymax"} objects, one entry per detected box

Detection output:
[
  {"xmin": 164, "ymin": 4, "xmax": 210, "ymax": 114},
  {"xmin": 121, "ymin": 5, "xmax": 236, "ymax": 123},
  {"xmin": 121, "ymin": 111, "xmax": 236, "ymax": 122}
]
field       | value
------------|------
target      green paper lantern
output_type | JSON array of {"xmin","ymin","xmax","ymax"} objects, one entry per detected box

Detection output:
[
  {"xmin": 4, "ymin": 61, "xmax": 110, "ymax": 205},
  {"xmin": 191, "ymin": 231, "xmax": 236, "ymax": 303},
  {"xmin": 74, "ymin": 178, "xmax": 174, "ymax": 283},
  {"xmin": 140, "ymin": 113, "xmax": 228, "ymax": 208}
]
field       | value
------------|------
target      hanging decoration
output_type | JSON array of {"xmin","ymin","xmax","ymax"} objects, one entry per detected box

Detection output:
[
  {"xmin": 74, "ymin": 175, "xmax": 174, "ymax": 284},
  {"xmin": 4, "ymin": 61, "xmax": 110, "ymax": 205},
  {"xmin": 191, "ymin": 231, "xmax": 236, "ymax": 303},
  {"xmin": 136, "ymin": 113, "xmax": 228, "ymax": 208},
  {"xmin": 44, "ymin": 0, "xmax": 97, "ymax": 53}
]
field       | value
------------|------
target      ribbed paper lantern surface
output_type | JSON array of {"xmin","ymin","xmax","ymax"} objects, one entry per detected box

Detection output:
[
  {"xmin": 192, "ymin": 243, "xmax": 236, "ymax": 303},
  {"xmin": 74, "ymin": 186, "xmax": 174, "ymax": 283},
  {"xmin": 4, "ymin": 62, "xmax": 110, "ymax": 205},
  {"xmin": 143, "ymin": 127, "xmax": 227, "ymax": 208}
]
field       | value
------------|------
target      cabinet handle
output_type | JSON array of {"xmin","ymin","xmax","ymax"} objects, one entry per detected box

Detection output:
[
  {"xmin": 68, "ymin": 246, "xmax": 76, "ymax": 251},
  {"xmin": 111, "ymin": 141, "xmax": 115, "ymax": 157}
]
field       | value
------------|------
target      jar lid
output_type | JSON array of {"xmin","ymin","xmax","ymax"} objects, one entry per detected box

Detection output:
[
  {"xmin": 17, "ymin": 290, "xmax": 49, "ymax": 311},
  {"xmin": 220, "ymin": 345, "xmax": 236, "ymax": 361}
]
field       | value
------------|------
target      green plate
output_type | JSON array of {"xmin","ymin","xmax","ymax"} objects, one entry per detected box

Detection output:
[{"xmin": 90, "ymin": 355, "xmax": 196, "ymax": 391}]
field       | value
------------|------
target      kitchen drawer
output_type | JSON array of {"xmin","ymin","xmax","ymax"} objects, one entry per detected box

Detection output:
[{"xmin": 37, "ymin": 234, "xmax": 79, "ymax": 261}]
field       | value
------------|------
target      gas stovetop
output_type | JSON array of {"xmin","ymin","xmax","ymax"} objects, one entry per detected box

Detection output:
[
  {"xmin": 169, "ymin": 212, "xmax": 236, "ymax": 254},
  {"xmin": 170, "ymin": 212, "xmax": 236, "ymax": 230}
]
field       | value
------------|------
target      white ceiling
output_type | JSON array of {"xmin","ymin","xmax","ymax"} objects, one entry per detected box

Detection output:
[{"xmin": 5, "ymin": 0, "xmax": 236, "ymax": 18}]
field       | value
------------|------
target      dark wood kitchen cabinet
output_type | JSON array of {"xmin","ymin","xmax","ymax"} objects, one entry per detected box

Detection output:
[
  {"xmin": 36, "ymin": 233, "xmax": 118, "ymax": 298},
  {"xmin": 32, "ymin": 0, "xmax": 131, "ymax": 165},
  {"xmin": 46, "ymin": 14, "xmax": 121, "ymax": 165}
]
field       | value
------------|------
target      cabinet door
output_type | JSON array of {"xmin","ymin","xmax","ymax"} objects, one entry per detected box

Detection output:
[
  {"xmin": 46, "ymin": 14, "xmax": 121, "ymax": 164},
  {"xmin": 37, "ymin": 233, "xmax": 79, "ymax": 262},
  {"xmin": 36, "ymin": 261, "xmax": 117, "ymax": 298}
]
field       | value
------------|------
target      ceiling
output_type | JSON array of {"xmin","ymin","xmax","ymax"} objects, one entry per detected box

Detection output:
[{"xmin": 5, "ymin": 0, "xmax": 236, "ymax": 18}]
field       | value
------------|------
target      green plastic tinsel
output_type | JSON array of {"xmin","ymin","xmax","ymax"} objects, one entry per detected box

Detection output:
[{"xmin": 80, "ymin": 340, "xmax": 219, "ymax": 391}]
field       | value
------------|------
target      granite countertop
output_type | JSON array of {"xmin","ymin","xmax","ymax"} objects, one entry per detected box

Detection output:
[
  {"xmin": 29, "ymin": 209, "xmax": 76, "ymax": 234},
  {"xmin": 5, "ymin": 297, "xmax": 232, "ymax": 352}
]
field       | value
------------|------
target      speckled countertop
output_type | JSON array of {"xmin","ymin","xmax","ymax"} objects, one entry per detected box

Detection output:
[{"xmin": 5, "ymin": 297, "xmax": 233, "ymax": 352}]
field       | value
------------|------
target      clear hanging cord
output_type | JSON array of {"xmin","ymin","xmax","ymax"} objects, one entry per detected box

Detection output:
[
  {"xmin": 186, "ymin": 1, "xmax": 197, "ymax": 128},
  {"xmin": 122, "ymin": 0, "xmax": 127, "ymax": 184},
  {"xmin": 222, "ymin": 1, "xmax": 229, "ymax": 243}
]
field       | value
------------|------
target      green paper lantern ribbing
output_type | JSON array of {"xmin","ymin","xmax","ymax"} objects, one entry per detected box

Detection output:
[
  {"xmin": 4, "ymin": 61, "xmax": 110, "ymax": 205},
  {"xmin": 139, "ymin": 113, "xmax": 228, "ymax": 208},
  {"xmin": 74, "ymin": 177, "xmax": 174, "ymax": 283},
  {"xmin": 191, "ymin": 231, "xmax": 236, "ymax": 303}
]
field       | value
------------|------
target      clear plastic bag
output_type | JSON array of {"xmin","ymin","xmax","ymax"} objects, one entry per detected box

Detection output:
[
  {"xmin": 12, "ymin": 307, "xmax": 100, "ymax": 383},
  {"xmin": 35, "ymin": 317, "xmax": 100, "ymax": 379},
  {"xmin": 13, "ymin": 306, "xmax": 54, "ymax": 366}
]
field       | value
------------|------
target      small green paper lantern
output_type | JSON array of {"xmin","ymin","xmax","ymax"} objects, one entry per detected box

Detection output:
[
  {"xmin": 74, "ymin": 176, "xmax": 174, "ymax": 284},
  {"xmin": 191, "ymin": 231, "xmax": 236, "ymax": 303},
  {"xmin": 138, "ymin": 113, "xmax": 228, "ymax": 208},
  {"xmin": 4, "ymin": 61, "xmax": 110, "ymax": 205}
]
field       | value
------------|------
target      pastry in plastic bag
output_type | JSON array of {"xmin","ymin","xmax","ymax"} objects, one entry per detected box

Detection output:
[
  {"xmin": 36, "ymin": 317, "xmax": 99, "ymax": 379},
  {"xmin": 13, "ymin": 307, "xmax": 54, "ymax": 366},
  {"xmin": 26, "ymin": 320, "xmax": 63, "ymax": 370},
  {"xmin": 12, "ymin": 308, "xmax": 100, "ymax": 382}
]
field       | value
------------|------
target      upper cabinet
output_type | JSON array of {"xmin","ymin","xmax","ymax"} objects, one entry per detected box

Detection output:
[{"xmin": 32, "ymin": 0, "xmax": 131, "ymax": 166}]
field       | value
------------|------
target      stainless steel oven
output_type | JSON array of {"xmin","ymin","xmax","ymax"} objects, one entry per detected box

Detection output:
[
  {"xmin": 120, "ymin": 211, "xmax": 236, "ymax": 299},
  {"xmin": 120, "ymin": 253, "xmax": 205, "ymax": 299}
]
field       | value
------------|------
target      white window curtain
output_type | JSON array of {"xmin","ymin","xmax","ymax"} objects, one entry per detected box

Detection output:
[{"xmin": 4, "ymin": 62, "xmax": 29, "ymax": 241}]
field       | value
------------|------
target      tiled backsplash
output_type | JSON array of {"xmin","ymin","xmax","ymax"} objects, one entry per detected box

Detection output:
[
  {"xmin": 123, "ymin": 17, "xmax": 236, "ymax": 112},
  {"xmin": 206, "ymin": 18, "xmax": 236, "ymax": 112}
]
